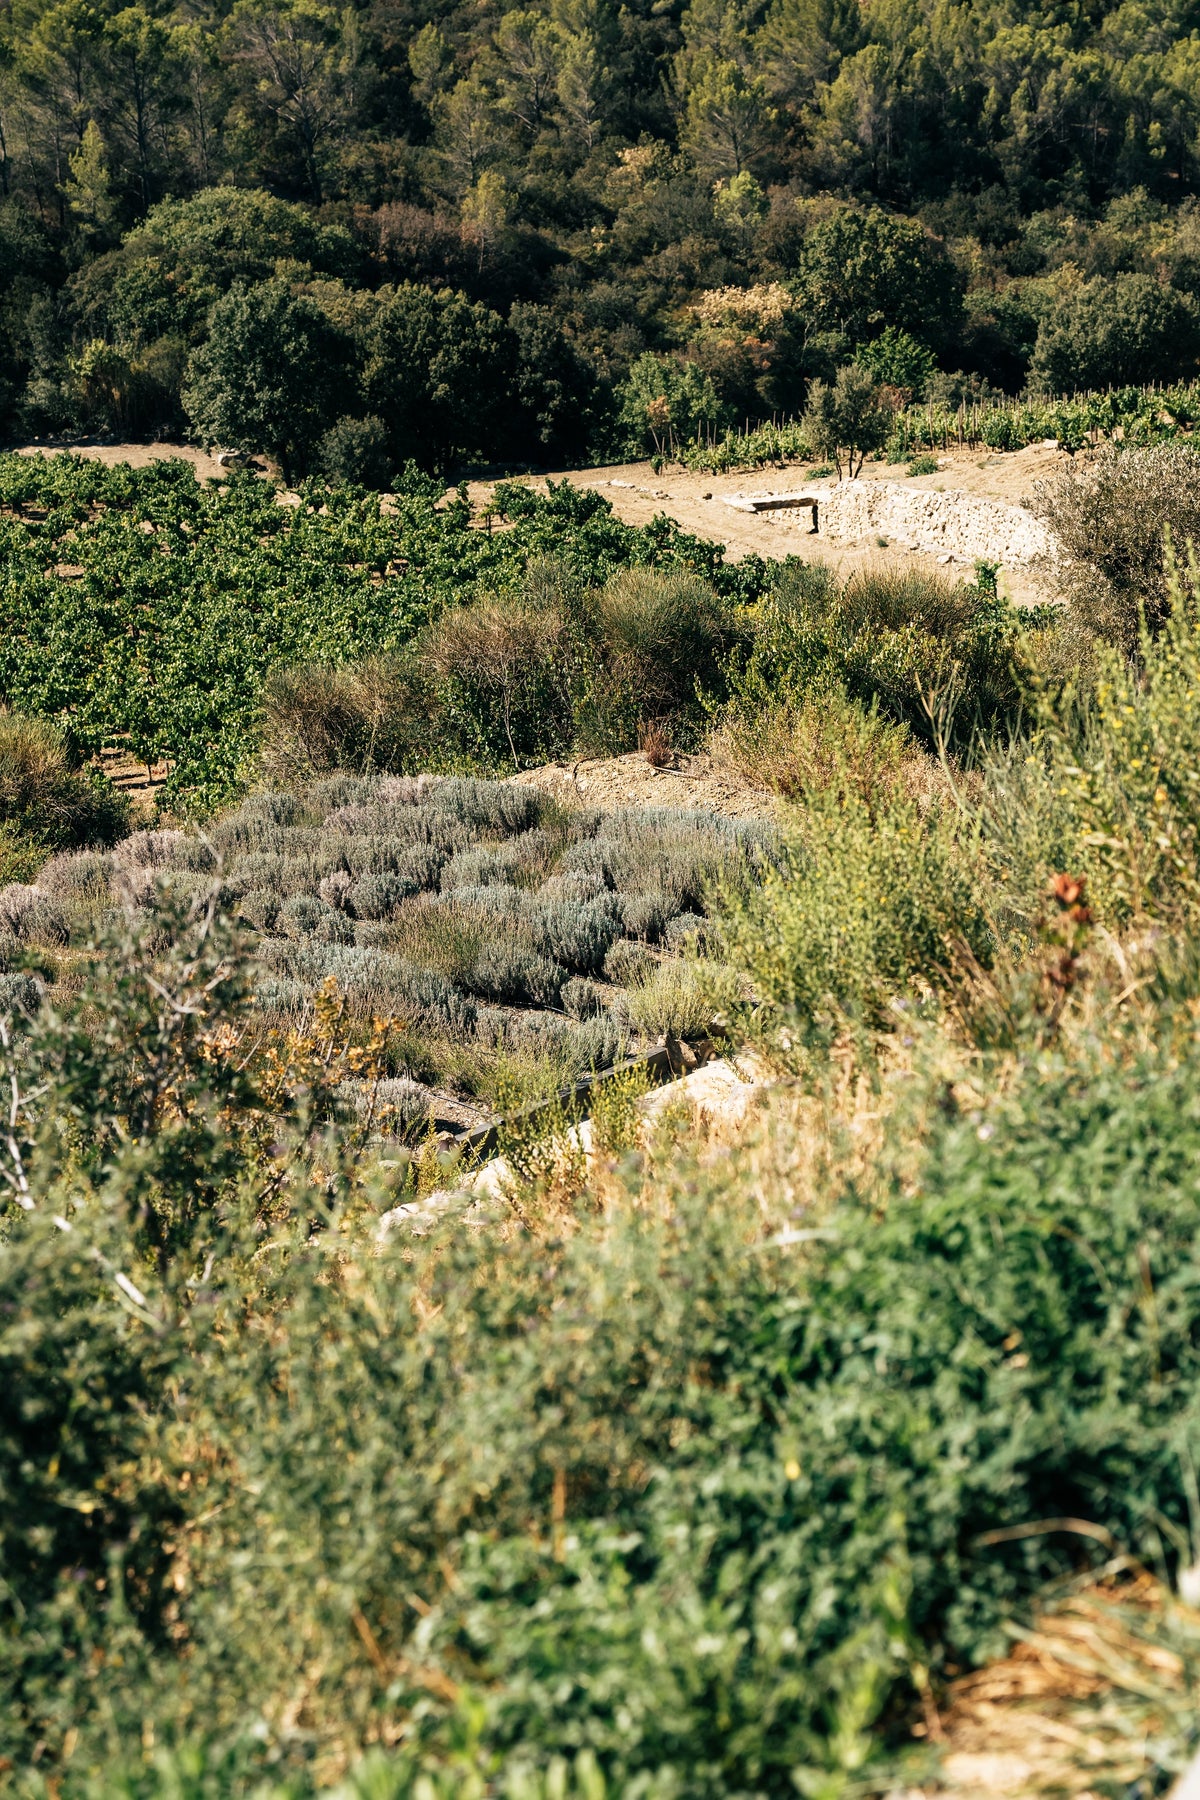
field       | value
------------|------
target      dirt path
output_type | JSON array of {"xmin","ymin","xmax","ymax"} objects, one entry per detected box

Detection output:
[{"xmin": 12, "ymin": 437, "xmax": 231, "ymax": 481}]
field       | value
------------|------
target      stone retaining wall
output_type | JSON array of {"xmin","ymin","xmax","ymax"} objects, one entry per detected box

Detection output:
[{"xmin": 728, "ymin": 480, "xmax": 1056, "ymax": 569}]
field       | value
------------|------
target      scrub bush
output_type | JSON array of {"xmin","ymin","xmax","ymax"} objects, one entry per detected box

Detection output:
[
  {"xmin": 604, "ymin": 939, "xmax": 654, "ymax": 985},
  {"xmin": 468, "ymin": 943, "xmax": 566, "ymax": 1007},
  {"xmin": 441, "ymin": 845, "xmax": 526, "ymax": 890},
  {"xmin": 531, "ymin": 898, "xmax": 621, "ymax": 975},
  {"xmin": 238, "ymin": 887, "xmax": 280, "ymax": 932},
  {"xmin": 0, "ymin": 884, "xmax": 68, "ymax": 944},
  {"xmin": 596, "ymin": 568, "xmax": 740, "ymax": 731},
  {"xmin": 113, "ymin": 828, "xmax": 192, "ymax": 870},
  {"xmin": 1031, "ymin": 443, "xmax": 1200, "ymax": 651},
  {"xmin": 37, "ymin": 848, "xmax": 115, "ymax": 902},
  {"xmin": 664, "ymin": 911, "xmax": 709, "ymax": 947},
  {"xmin": 731, "ymin": 559, "xmax": 1027, "ymax": 750},
  {"xmin": 350, "ymin": 1075, "xmax": 431, "ymax": 1135},
  {"xmin": 620, "ymin": 891, "xmax": 671, "ymax": 942},
  {"xmin": 625, "ymin": 958, "xmax": 739, "ymax": 1039},
  {"xmin": 349, "ymin": 870, "xmax": 422, "ymax": 920},
  {"xmin": 561, "ymin": 976, "xmax": 605, "ymax": 1018},
  {"xmin": 418, "ymin": 588, "xmax": 580, "ymax": 772},
  {"xmin": 279, "ymin": 893, "xmax": 337, "ymax": 939},
  {"xmin": 261, "ymin": 657, "xmax": 423, "ymax": 781},
  {"xmin": 0, "ymin": 711, "xmax": 127, "ymax": 858},
  {"xmin": 722, "ymin": 782, "xmax": 991, "ymax": 1030},
  {"xmin": 712, "ymin": 684, "xmax": 917, "ymax": 807},
  {"xmin": 0, "ymin": 970, "xmax": 42, "ymax": 1012}
]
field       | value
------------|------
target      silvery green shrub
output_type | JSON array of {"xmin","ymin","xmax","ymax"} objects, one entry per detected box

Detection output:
[
  {"xmin": 441, "ymin": 845, "xmax": 525, "ymax": 890},
  {"xmin": 664, "ymin": 911, "xmax": 709, "ymax": 948},
  {"xmin": 619, "ymin": 892, "xmax": 670, "ymax": 943},
  {"xmin": 279, "ymin": 894, "xmax": 333, "ymax": 938},
  {"xmin": 423, "ymin": 778, "xmax": 543, "ymax": 833},
  {"xmin": 345, "ymin": 839, "xmax": 447, "ymax": 885},
  {"xmin": 112, "ymin": 828, "xmax": 190, "ymax": 871},
  {"xmin": 319, "ymin": 870, "xmax": 354, "ymax": 911},
  {"xmin": 310, "ymin": 773, "xmax": 384, "ymax": 814},
  {"xmin": 0, "ymin": 971, "xmax": 42, "ymax": 1014},
  {"xmin": 234, "ymin": 789, "xmax": 304, "ymax": 827},
  {"xmin": 350, "ymin": 1076, "xmax": 431, "ymax": 1136},
  {"xmin": 349, "ymin": 870, "xmax": 421, "ymax": 921},
  {"xmin": 531, "ymin": 898, "xmax": 620, "ymax": 973},
  {"xmin": 314, "ymin": 908, "xmax": 356, "ymax": 945},
  {"xmin": 561, "ymin": 976, "xmax": 604, "ymax": 1018},
  {"xmin": 567, "ymin": 1014, "xmax": 625, "ymax": 1070},
  {"xmin": 604, "ymin": 939, "xmax": 653, "ymax": 985},
  {"xmin": 239, "ymin": 888, "xmax": 280, "ymax": 932},
  {"xmin": 540, "ymin": 868, "xmax": 608, "ymax": 903},
  {"xmin": 0, "ymin": 885, "xmax": 68, "ymax": 945},
  {"xmin": 252, "ymin": 974, "xmax": 309, "ymax": 1017},
  {"xmin": 468, "ymin": 944, "xmax": 565, "ymax": 1007},
  {"xmin": 36, "ymin": 849, "xmax": 114, "ymax": 901}
]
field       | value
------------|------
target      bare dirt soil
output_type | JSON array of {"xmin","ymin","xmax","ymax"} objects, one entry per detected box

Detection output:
[
  {"xmin": 12, "ymin": 437, "xmax": 231, "ymax": 481},
  {"xmin": 12, "ymin": 435, "xmax": 1068, "ymax": 607},
  {"xmin": 508, "ymin": 748, "xmax": 778, "ymax": 821},
  {"xmin": 469, "ymin": 440, "xmax": 1075, "ymax": 607}
]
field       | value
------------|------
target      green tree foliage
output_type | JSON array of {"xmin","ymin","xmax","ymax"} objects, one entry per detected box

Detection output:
[
  {"xmin": 800, "ymin": 364, "xmax": 891, "ymax": 477},
  {"xmin": 854, "ymin": 325, "xmax": 935, "ymax": 399},
  {"xmin": 182, "ymin": 278, "xmax": 352, "ymax": 472},
  {"xmin": 793, "ymin": 204, "xmax": 964, "ymax": 351},
  {"xmin": 8, "ymin": 0, "xmax": 1200, "ymax": 463},
  {"xmin": 360, "ymin": 284, "xmax": 514, "ymax": 469},
  {"xmin": 1029, "ymin": 274, "xmax": 1200, "ymax": 395},
  {"xmin": 614, "ymin": 352, "xmax": 730, "ymax": 457},
  {"xmin": 70, "ymin": 187, "xmax": 362, "ymax": 346}
]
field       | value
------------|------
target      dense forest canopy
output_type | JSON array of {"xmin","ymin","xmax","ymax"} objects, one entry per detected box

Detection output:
[{"xmin": 5, "ymin": 0, "xmax": 1200, "ymax": 470}]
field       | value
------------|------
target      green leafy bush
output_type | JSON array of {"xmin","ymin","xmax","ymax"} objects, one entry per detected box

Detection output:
[
  {"xmin": 722, "ymin": 775, "xmax": 990, "ymax": 1030},
  {"xmin": 9, "ymin": 892, "xmax": 1200, "ymax": 1796},
  {"xmin": 731, "ymin": 559, "xmax": 1027, "ymax": 751},
  {"xmin": 614, "ymin": 353, "xmax": 731, "ymax": 458},
  {"xmin": 855, "ymin": 327, "xmax": 935, "ymax": 399},
  {"xmin": 319, "ymin": 415, "xmax": 395, "ymax": 489},
  {"xmin": 1028, "ymin": 274, "xmax": 1200, "ymax": 395}
]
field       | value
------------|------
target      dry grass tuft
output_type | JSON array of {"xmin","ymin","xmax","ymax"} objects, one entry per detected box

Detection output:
[{"xmin": 921, "ymin": 1575, "xmax": 1200, "ymax": 1798}]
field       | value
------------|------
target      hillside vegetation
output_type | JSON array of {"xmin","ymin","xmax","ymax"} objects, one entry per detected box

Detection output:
[
  {"xmin": 8, "ymin": 0, "xmax": 1200, "ymax": 472},
  {"xmin": 7, "ymin": 440, "xmax": 1200, "ymax": 1792}
]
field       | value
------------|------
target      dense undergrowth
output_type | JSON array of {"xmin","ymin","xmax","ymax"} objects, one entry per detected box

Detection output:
[
  {"xmin": 9, "ymin": 449, "xmax": 1200, "ymax": 1794},
  {"xmin": 0, "ymin": 455, "xmax": 762, "ymax": 812}
]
